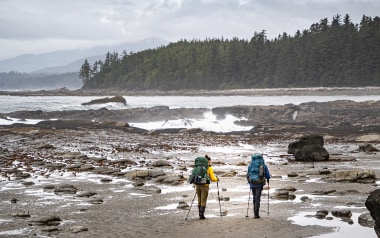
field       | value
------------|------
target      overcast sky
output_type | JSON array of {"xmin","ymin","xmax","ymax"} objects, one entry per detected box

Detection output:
[{"xmin": 0, "ymin": 0, "xmax": 379, "ymax": 60}]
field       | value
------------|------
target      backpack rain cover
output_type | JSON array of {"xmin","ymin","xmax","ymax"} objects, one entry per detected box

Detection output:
[
  {"xmin": 189, "ymin": 157, "xmax": 210, "ymax": 184},
  {"xmin": 247, "ymin": 153, "xmax": 266, "ymax": 184}
]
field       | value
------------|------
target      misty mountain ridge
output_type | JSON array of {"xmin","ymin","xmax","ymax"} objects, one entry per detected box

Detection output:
[
  {"xmin": 32, "ymin": 55, "xmax": 104, "ymax": 74},
  {"xmin": 0, "ymin": 37, "xmax": 169, "ymax": 73}
]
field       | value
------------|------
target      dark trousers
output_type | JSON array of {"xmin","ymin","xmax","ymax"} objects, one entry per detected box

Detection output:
[{"xmin": 251, "ymin": 187, "xmax": 263, "ymax": 216}]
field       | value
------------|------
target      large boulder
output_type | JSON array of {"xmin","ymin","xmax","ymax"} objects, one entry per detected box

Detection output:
[
  {"xmin": 365, "ymin": 189, "xmax": 380, "ymax": 237},
  {"xmin": 288, "ymin": 134, "xmax": 324, "ymax": 153},
  {"xmin": 288, "ymin": 135, "xmax": 329, "ymax": 161},
  {"xmin": 293, "ymin": 144, "xmax": 329, "ymax": 162},
  {"xmin": 359, "ymin": 143, "xmax": 380, "ymax": 153},
  {"xmin": 124, "ymin": 169, "xmax": 166, "ymax": 180},
  {"xmin": 329, "ymin": 169, "xmax": 376, "ymax": 183}
]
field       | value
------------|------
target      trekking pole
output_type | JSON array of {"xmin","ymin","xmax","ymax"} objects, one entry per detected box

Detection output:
[
  {"xmin": 267, "ymin": 180, "xmax": 270, "ymax": 216},
  {"xmin": 246, "ymin": 187, "xmax": 251, "ymax": 218},
  {"xmin": 217, "ymin": 179, "xmax": 222, "ymax": 218},
  {"xmin": 185, "ymin": 191, "xmax": 197, "ymax": 220}
]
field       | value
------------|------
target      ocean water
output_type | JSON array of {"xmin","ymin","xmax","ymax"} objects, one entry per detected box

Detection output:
[
  {"xmin": 1, "ymin": 94, "xmax": 379, "ymax": 132},
  {"xmin": 1, "ymin": 95, "xmax": 380, "ymax": 113}
]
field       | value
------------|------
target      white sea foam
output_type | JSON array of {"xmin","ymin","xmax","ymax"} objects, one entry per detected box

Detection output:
[
  {"xmin": 130, "ymin": 111, "xmax": 252, "ymax": 132},
  {"xmin": 0, "ymin": 117, "xmax": 42, "ymax": 125}
]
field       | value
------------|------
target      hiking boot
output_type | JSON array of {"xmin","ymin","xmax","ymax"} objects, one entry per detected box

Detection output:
[
  {"xmin": 200, "ymin": 206, "xmax": 206, "ymax": 219},
  {"xmin": 254, "ymin": 210, "xmax": 260, "ymax": 219}
]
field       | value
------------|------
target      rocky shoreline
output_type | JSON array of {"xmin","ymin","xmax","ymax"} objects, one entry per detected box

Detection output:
[
  {"xmin": 0, "ymin": 122, "xmax": 379, "ymax": 237},
  {"xmin": 0, "ymin": 90, "xmax": 379, "ymax": 237},
  {"xmin": 2, "ymin": 99, "xmax": 379, "ymax": 141}
]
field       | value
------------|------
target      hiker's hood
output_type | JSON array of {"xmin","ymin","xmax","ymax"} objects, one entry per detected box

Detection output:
[{"xmin": 251, "ymin": 153, "xmax": 263, "ymax": 161}]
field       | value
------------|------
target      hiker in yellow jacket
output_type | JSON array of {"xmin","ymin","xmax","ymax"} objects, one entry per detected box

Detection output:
[{"xmin": 196, "ymin": 154, "xmax": 219, "ymax": 219}]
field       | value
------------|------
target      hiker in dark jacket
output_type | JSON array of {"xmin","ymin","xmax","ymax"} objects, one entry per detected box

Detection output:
[
  {"xmin": 247, "ymin": 153, "xmax": 270, "ymax": 219},
  {"xmin": 196, "ymin": 155, "xmax": 218, "ymax": 219}
]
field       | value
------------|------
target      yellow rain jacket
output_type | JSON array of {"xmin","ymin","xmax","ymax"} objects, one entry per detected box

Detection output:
[{"xmin": 205, "ymin": 166, "xmax": 218, "ymax": 186}]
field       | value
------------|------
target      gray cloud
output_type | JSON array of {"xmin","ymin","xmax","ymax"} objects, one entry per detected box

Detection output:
[{"xmin": 0, "ymin": 0, "xmax": 379, "ymax": 59}]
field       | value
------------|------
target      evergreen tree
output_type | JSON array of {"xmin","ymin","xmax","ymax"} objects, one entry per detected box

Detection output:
[{"xmin": 79, "ymin": 59, "xmax": 91, "ymax": 85}]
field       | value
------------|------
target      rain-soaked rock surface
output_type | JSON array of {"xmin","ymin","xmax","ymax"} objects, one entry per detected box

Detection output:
[
  {"xmin": 212, "ymin": 100, "xmax": 380, "ymax": 127},
  {"xmin": 0, "ymin": 98, "xmax": 379, "ymax": 237},
  {"xmin": 366, "ymin": 189, "xmax": 380, "ymax": 237}
]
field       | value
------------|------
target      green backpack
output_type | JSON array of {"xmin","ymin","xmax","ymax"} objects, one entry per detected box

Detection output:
[{"xmin": 189, "ymin": 157, "xmax": 211, "ymax": 185}]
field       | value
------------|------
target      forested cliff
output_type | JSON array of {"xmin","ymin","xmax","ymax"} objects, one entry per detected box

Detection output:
[{"xmin": 80, "ymin": 14, "xmax": 380, "ymax": 90}]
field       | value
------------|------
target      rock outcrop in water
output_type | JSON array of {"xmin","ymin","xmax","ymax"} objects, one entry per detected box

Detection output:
[
  {"xmin": 3, "ymin": 106, "xmax": 209, "ymax": 124},
  {"xmin": 81, "ymin": 95, "xmax": 127, "ymax": 105},
  {"xmin": 212, "ymin": 100, "xmax": 379, "ymax": 127},
  {"xmin": 1, "ymin": 100, "xmax": 379, "ymax": 140}
]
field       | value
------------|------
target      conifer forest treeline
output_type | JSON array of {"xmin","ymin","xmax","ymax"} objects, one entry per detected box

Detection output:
[{"xmin": 80, "ymin": 14, "xmax": 380, "ymax": 90}]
